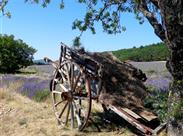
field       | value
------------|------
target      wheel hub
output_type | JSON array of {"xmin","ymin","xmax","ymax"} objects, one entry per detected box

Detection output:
[{"xmin": 61, "ymin": 91, "xmax": 73, "ymax": 101}]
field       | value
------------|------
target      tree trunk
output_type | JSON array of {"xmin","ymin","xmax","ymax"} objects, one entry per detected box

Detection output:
[{"xmin": 159, "ymin": 0, "xmax": 183, "ymax": 135}]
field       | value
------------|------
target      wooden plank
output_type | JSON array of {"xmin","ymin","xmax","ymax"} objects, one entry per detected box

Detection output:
[
  {"xmin": 121, "ymin": 108, "xmax": 142, "ymax": 120},
  {"xmin": 109, "ymin": 105, "xmax": 153, "ymax": 135},
  {"xmin": 152, "ymin": 122, "xmax": 167, "ymax": 136},
  {"xmin": 138, "ymin": 110, "xmax": 158, "ymax": 122}
]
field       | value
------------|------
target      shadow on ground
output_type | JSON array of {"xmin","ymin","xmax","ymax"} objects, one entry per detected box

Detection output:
[{"xmin": 84, "ymin": 110, "xmax": 143, "ymax": 135}]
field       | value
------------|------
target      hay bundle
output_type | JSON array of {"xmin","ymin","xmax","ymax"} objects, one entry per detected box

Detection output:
[{"xmin": 90, "ymin": 52, "xmax": 152, "ymax": 115}]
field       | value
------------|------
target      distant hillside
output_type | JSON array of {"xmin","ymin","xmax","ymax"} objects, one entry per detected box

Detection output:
[
  {"xmin": 112, "ymin": 42, "xmax": 169, "ymax": 62},
  {"xmin": 33, "ymin": 59, "xmax": 48, "ymax": 65}
]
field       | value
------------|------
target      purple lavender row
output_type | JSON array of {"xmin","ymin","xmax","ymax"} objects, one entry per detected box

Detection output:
[
  {"xmin": 0, "ymin": 75, "xmax": 26, "ymax": 88},
  {"xmin": 0, "ymin": 75, "xmax": 50, "ymax": 98},
  {"xmin": 18, "ymin": 79, "xmax": 50, "ymax": 98},
  {"xmin": 145, "ymin": 77, "xmax": 172, "ymax": 91}
]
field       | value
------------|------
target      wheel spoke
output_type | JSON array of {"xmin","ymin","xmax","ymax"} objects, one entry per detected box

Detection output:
[
  {"xmin": 58, "ymin": 101, "xmax": 68, "ymax": 118},
  {"xmin": 73, "ymin": 71, "xmax": 81, "ymax": 91},
  {"xmin": 79, "ymin": 99, "xmax": 81, "ymax": 117},
  {"xmin": 73, "ymin": 96, "xmax": 89, "ymax": 100},
  {"xmin": 66, "ymin": 63, "xmax": 71, "ymax": 88},
  {"xmin": 70, "ymin": 102, "xmax": 74, "ymax": 129},
  {"xmin": 73, "ymin": 100, "xmax": 83, "ymax": 117},
  {"xmin": 54, "ymin": 78, "xmax": 59, "ymax": 83},
  {"xmin": 54, "ymin": 99, "xmax": 65, "ymax": 107},
  {"xmin": 60, "ymin": 67, "xmax": 67, "ymax": 75},
  {"xmin": 52, "ymin": 90, "xmax": 62, "ymax": 94},
  {"xmin": 58, "ymin": 69, "xmax": 66, "ymax": 82},
  {"xmin": 73, "ymin": 101, "xmax": 82, "ymax": 127},
  {"xmin": 65, "ymin": 102, "xmax": 70, "ymax": 126},
  {"xmin": 70, "ymin": 63, "xmax": 74, "ymax": 90},
  {"xmin": 59, "ymin": 84, "xmax": 69, "ymax": 92},
  {"xmin": 62, "ymin": 64, "xmax": 68, "ymax": 75},
  {"xmin": 72, "ymin": 100, "xmax": 86, "ymax": 123}
]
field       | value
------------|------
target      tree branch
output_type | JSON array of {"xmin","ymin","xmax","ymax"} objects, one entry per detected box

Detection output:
[
  {"xmin": 149, "ymin": 0, "xmax": 159, "ymax": 8},
  {"xmin": 139, "ymin": 0, "xmax": 166, "ymax": 41}
]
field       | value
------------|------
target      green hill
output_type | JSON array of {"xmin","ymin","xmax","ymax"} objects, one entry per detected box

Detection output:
[{"xmin": 112, "ymin": 42, "xmax": 169, "ymax": 62}]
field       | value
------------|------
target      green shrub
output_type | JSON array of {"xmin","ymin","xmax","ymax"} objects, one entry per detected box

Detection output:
[
  {"xmin": 0, "ymin": 34, "xmax": 37, "ymax": 73},
  {"xmin": 33, "ymin": 90, "xmax": 50, "ymax": 102},
  {"xmin": 171, "ymin": 99, "xmax": 183, "ymax": 122},
  {"xmin": 144, "ymin": 87, "xmax": 169, "ymax": 122}
]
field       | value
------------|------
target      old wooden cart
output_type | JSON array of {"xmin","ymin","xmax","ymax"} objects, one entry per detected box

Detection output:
[{"xmin": 45, "ymin": 43, "xmax": 166, "ymax": 135}]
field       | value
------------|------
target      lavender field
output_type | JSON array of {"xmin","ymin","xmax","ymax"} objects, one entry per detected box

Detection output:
[
  {"xmin": 130, "ymin": 61, "xmax": 172, "ymax": 91},
  {"xmin": 0, "ymin": 74, "xmax": 50, "ymax": 101},
  {"xmin": 0, "ymin": 61, "xmax": 172, "ymax": 102},
  {"xmin": 0, "ymin": 64, "xmax": 54, "ymax": 102},
  {"xmin": 32, "ymin": 61, "xmax": 172, "ymax": 91}
]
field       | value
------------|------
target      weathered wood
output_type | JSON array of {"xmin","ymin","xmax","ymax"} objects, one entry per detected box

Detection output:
[
  {"xmin": 73, "ymin": 103, "xmax": 82, "ymax": 127},
  {"xmin": 58, "ymin": 102, "xmax": 68, "ymax": 118},
  {"xmin": 152, "ymin": 122, "xmax": 167, "ymax": 136},
  {"xmin": 65, "ymin": 103, "xmax": 70, "ymax": 126},
  {"xmin": 109, "ymin": 105, "xmax": 153, "ymax": 135},
  {"xmin": 121, "ymin": 107, "xmax": 142, "ymax": 120},
  {"xmin": 54, "ymin": 100, "xmax": 65, "ymax": 107},
  {"xmin": 52, "ymin": 91, "xmax": 62, "ymax": 94},
  {"xmin": 138, "ymin": 110, "xmax": 158, "ymax": 122},
  {"xmin": 70, "ymin": 102, "xmax": 74, "ymax": 129}
]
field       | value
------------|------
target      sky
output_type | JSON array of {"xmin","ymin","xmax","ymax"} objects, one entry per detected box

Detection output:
[{"xmin": 1, "ymin": 0, "xmax": 161, "ymax": 60}]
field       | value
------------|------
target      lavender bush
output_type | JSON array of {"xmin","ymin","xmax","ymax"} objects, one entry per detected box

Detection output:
[
  {"xmin": 0, "ymin": 75, "xmax": 26, "ymax": 88},
  {"xmin": 0, "ymin": 74, "xmax": 50, "ymax": 101},
  {"xmin": 17, "ymin": 78, "xmax": 50, "ymax": 99},
  {"xmin": 145, "ymin": 77, "xmax": 172, "ymax": 91}
]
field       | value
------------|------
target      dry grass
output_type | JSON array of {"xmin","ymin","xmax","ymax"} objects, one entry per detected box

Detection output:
[
  {"xmin": 0, "ymin": 85, "xmax": 136, "ymax": 136},
  {"xmin": 0, "ymin": 88, "xmax": 60, "ymax": 136},
  {"xmin": 0, "ymin": 87, "xmax": 14, "ymax": 100}
]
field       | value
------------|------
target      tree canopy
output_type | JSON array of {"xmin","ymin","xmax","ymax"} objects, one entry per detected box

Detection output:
[{"xmin": 0, "ymin": 34, "xmax": 37, "ymax": 73}]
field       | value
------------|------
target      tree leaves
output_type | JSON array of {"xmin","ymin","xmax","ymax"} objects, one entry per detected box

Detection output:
[
  {"xmin": 59, "ymin": 0, "xmax": 64, "ymax": 9},
  {"xmin": 0, "ymin": 35, "xmax": 37, "ymax": 73},
  {"xmin": 0, "ymin": 0, "xmax": 11, "ymax": 18},
  {"xmin": 73, "ymin": 36, "xmax": 81, "ymax": 48}
]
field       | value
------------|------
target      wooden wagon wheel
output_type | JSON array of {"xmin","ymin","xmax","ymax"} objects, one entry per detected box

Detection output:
[{"xmin": 51, "ymin": 60, "xmax": 92, "ymax": 131}]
